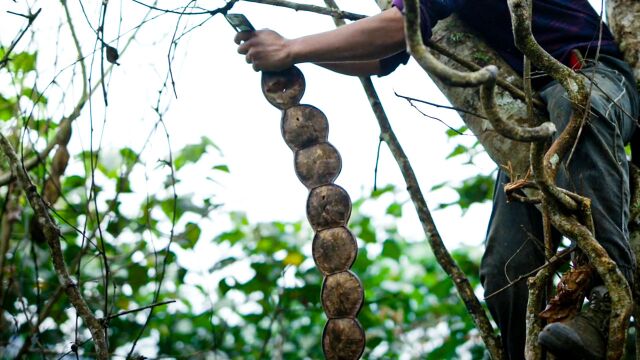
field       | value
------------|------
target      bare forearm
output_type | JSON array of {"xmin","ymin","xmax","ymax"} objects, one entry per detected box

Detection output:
[
  {"xmin": 236, "ymin": 8, "xmax": 404, "ymax": 72},
  {"xmin": 289, "ymin": 8, "xmax": 405, "ymax": 64}
]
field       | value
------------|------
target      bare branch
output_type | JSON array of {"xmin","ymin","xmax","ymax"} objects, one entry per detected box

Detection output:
[
  {"xmin": 479, "ymin": 67, "xmax": 556, "ymax": 141},
  {"xmin": 0, "ymin": 134, "xmax": 108, "ymax": 360},
  {"xmin": 427, "ymin": 40, "xmax": 546, "ymax": 110},
  {"xmin": 245, "ymin": 0, "xmax": 365, "ymax": 21},
  {"xmin": 0, "ymin": 8, "xmax": 42, "ymax": 69},
  {"xmin": 106, "ymin": 300, "xmax": 176, "ymax": 320},
  {"xmin": 394, "ymin": 91, "xmax": 488, "ymax": 120}
]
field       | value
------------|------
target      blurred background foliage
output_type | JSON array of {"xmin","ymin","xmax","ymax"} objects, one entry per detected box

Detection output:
[{"xmin": 1, "ymin": 35, "xmax": 494, "ymax": 360}]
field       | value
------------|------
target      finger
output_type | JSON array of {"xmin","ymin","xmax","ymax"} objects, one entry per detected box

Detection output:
[
  {"xmin": 234, "ymin": 31, "xmax": 253, "ymax": 44},
  {"xmin": 237, "ymin": 39, "xmax": 253, "ymax": 55},
  {"xmin": 253, "ymin": 63, "xmax": 260, "ymax": 72},
  {"xmin": 245, "ymin": 53, "xmax": 253, "ymax": 64}
]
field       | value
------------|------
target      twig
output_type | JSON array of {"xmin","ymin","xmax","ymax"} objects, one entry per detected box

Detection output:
[
  {"xmin": 484, "ymin": 245, "xmax": 574, "ymax": 300},
  {"xmin": 399, "ymin": 95, "xmax": 471, "ymax": 135},
  {"xmin": 373, "ymin": 137, "xmax": 382, "ymax": 191},
  {"xmin": 126, "ymin": 108, "xmax": 179, "ymax": 359},
  {"xmin": 245, "ymin": 0, "xmax": 365, "ymax": 21},
  {"xmin": 106, "ymin": 300, "xmax": 176, "ymax": 320},
  {"xmin": 0, "ymin": 134, "xmax": 108, "ymax": 360},
  {"xmin": 394, "ymin": 91, "xmax": 488, "ymax": 120},
  {"xmin": 14, "ymin": 239, "xmax": 94, "ymax": 359},
  {"xmin": 426, "ymin": 40, "xmax": 546, "ymax": 110},
  {"xmin": 131, "ymin": 0, "xmax": 235, "ymax": 15},
  {"xmin": 0, "ymin": 8, "xmax": 42, "ymax": 69}
]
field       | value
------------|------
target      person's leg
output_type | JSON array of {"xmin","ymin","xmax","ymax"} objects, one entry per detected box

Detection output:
[
  {"xmin": 540, "ymin": 57, "xmax": 639, "ymax": 283},
  {"xmin": 482, "ymin": 58, "xmax": 639, "ymax": 359},
  {"xmin": 537, "ymin": 57, "xmax": 639, "ymax": 358},
  {"xmin": 480, "ymin": 171, "xmax": 553, "ymax": 360}
]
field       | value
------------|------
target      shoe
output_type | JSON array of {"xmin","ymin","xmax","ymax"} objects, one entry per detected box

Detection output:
[{"xmin": 537, "ymin": 285, "xmax": 610, "ymax": 360}]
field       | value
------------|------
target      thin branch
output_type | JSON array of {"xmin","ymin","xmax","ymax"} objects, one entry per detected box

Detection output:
[
  {"xmin": 398, "ymin": 94, "xmax": 471, "ymax": 135},
  {"xmin": 426, "ymin": 40, "xmax": 546, "ymax": 110},
  {"xmin": 244, "ymin": 0, "xmax": 365, "ymax": 21},
  {"xmin": 0, "ymin": 8, "xmax": 42, "ymax": 69},
  {"xmin": 479, "ymin": 67, "xmax": 556, "ymax": 141},
  {"xmin": 0, "ymin": 134, "xmax": 108, "ymax": 360},
  {"xmin": 394, "ymin": 91, "xmax": 488, "ymax": 120},
  {"xmin": 14, "ymin": 241, "xmax": 93, "ymax": 359},
  {"xmin": 130, "ymin": 0, "xmax": 227, "ymax": 15},
  {"xmin": 484, "ymin": 245, "xmax": 574, "ymax": 300},
  {"xmin": 106, "ymin": 300, "xmax": 175, "ymax": 320}
]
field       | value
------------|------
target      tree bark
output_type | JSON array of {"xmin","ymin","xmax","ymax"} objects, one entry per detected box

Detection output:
[
  {"xmin": 607, "ymin": 0, "xmax": 640, "ymax": 84},
  {"xmin": 429, "ymin": 16, "xmax": 543, "ymax": 179}
]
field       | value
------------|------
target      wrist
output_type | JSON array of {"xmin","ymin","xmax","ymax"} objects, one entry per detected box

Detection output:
[{"xmin": 286, "ymin": 38, "xmax": 303, "ymax": 65}]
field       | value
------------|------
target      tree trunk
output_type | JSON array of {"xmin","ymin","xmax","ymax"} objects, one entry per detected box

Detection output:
[
  {"xmin": 429, "ymin": 15, "xmax": 540, "ymax": 179},
  {"xmin": 607, "ymin": 0, "xmax": 640, "ymax": 84}
]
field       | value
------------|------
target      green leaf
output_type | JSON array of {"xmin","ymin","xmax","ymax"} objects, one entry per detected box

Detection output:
[
  {"xmin": 21, "ymin": 87, "xmax": 47, "ymax": 105},
  {"xmin": 128, "ymin": 263, "xmax": 148, "ymax": 290},
  {"xmin": 371, "ymin": 184, "xmax": 395, "ymax": 198},
  {"xmin": 0, "ymin": 95, "xmax": 15, "ymax": 121},
  {"xmin": 63, "ymin": 175, "xmax": 86, "ymax": 189},
  {"xmin": 354, "ymin": 217, "xmax": 376, "ymax": 243},
  {"xmin": 213, "ymin": 164, "xmax": 229, "ymax": 173},
  {"xmin": 385, "ymin": 203, "xmax": 402, "ymax": 218},
  {"xmin": 216, "ymin": 229, "xmax": 244, "ymax": 245},
  {"xmin": 446, "ymin": 144, "xmax": 467, "ymax": 159},
  {"xmin": 381, "ymin": 239, "xmax": 401, "ymax": 260},
  {"xmin": 446, "ymin": 125, "xmax": 468, "ymax": 137},
  {"xmin": 430, "ymin": 182, "xmax": 448, "ymax": 192},
  {"xmin": 11, "ymin": 51, "xmax": 37, "ymax": 74},
  {"xmin": 120, "ymin": 147, "xmax": 139, "ymax": 168},
  {"xmin": 454, "ymin": 174, "xmax": 494, "ymax": 210},
  {"xmin": 174, "ymin": 137, "xmax": 218, "ymax": 170},
  {"xmin": 182, "ymin": 222, "xmax": 201, "ymax": 249}
]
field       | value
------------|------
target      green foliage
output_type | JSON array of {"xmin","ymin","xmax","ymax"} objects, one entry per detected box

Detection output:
[
  {"xmin": 434, "ymin": 127, "xmax": 496, "ymax": 212},
  {"xmin": 439, "ymin": 174, "xmax": 495, "ymax": 212}
]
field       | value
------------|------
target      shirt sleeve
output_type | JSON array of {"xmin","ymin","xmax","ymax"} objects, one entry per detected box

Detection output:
[{"xmin": 378, "ymin": 0, "xmax": 465, "ymax": 77}]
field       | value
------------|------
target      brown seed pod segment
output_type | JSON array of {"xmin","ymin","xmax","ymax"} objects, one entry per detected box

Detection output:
[
  {"xmin": 312, "ymin": 227, "xmax": 357, "ymax": 275},
  {"xmin": 322, "ymin": 318, "xmax": 366, "ymax": 360},
  {"xmin": 261, "ymin": 66, "xmax": 305, "ymax": 110},
  {"xmin": 294, "ymin": 143, "xmax": 342, "ymax": 189},
  {"xmin": 321, "ymin": 271, "xmax": 364, "ymax": 318},
  {"xmin": 281, "ymin": 105, "xmax": 329, "ymax": 151},
  {"xmin": 307, "ymin": 184, "xmax": 351, "ymax": 231}
]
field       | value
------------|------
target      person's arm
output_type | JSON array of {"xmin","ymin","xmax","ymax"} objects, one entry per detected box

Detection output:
[
  {"xmin": 235, "ymin": 8, "xmax": 405, "ymax": 72},
  {"xmin": 316, "ymin": 60, "xmax": 382, "ymax": 77}
]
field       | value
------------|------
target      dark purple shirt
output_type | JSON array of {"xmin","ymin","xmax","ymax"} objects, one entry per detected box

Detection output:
[{"xmin": 382, "ymin": 0, "xmax": 622, "ymax": 88}]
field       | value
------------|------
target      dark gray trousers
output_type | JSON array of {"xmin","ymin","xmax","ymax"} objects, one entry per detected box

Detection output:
[{"xmin": 479, "ymin": 56, "xmax": 640, "ymax": 360}]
